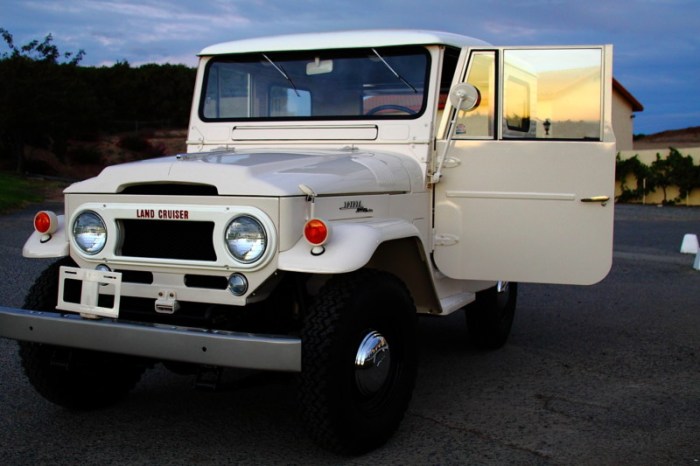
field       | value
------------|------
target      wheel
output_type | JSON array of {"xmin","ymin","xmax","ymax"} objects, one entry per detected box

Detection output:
[
  {"xmin": 465, "ymin": 281, "xmax": 518, "ymax": 349},
  {"xmin": 298, "ymin": 270, "xmax": 417, "ymax": 454},
  {"xmin": 366, "ymin": 104, "xmax": 416, "ymax": 115},
  {"xmin": 19, "ymin": 258, "xmax": 146, "ymax": 410}
]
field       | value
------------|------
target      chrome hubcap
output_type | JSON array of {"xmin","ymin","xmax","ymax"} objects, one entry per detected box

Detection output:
[{"xmin": 354, "ymin": 330, "xmax": 391, "ymax": 396}]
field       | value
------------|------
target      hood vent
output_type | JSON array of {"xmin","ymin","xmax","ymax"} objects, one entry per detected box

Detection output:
[{"xmin": 120, "ymin": 183, "xmax": 219, "ymax": 196}]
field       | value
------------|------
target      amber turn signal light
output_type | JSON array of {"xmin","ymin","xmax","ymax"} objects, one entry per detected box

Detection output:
[
  {"xmin": 33, "ymin": 211, "xmax": 59, "ymax": 235},
  {"xmin": 304, "ymin": 218, "xmax": 330, "ymax": 246}
]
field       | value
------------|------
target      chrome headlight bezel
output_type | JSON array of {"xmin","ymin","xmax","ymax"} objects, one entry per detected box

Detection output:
[
  {"xmin": 224, "ymin": 215, "xmax": 268, "ymax": 264},
  {"xmin": 72, "ymin": 210, "xmax": 107, "ymax": 255}
]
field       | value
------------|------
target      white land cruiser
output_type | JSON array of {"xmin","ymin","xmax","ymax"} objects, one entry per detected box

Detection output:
[{"xmin": 0, "ymin": 30, "xmax": 615, "ymax": 454}]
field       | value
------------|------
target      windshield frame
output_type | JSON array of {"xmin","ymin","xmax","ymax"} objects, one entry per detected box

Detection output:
[{"xmin": 198, "ymin": 45, "xmax": 432, "ymax": 123}]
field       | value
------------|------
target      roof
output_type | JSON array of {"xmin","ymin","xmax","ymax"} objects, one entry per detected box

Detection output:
[
  {"xmin": 613, "ymin": 78, "xmax": 644, "ymax": 112},
  {"xmin": 199, "ymin": 29, "xmax": 488, "ymax": 56}
]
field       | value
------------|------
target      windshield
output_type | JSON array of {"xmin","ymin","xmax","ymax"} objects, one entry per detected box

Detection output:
[{"xmin": 200, "ymin": 46, "xmax": 430, "ymax": 121}]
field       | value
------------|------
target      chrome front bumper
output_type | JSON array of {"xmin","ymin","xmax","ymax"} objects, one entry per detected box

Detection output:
[{"xmin": 0, "ymin": 306, "xmax": 301, "ymax": 372}]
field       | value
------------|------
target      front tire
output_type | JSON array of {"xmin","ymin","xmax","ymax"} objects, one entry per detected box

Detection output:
[
  {"xmin": 19, "ymin": 258, "xmax": 146, "ymax": 410},
  {"xmin": 298, "ymin": 270, "xmax": 417, "ymax": 454}
]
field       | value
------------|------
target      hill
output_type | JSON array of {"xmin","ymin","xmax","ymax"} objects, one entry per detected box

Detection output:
[
  {"xmin": 634, "ymin": 126, "xmax": 700, "ymax": 150},
  {"xmin": 19, "ymin": 129, "xmax": 188, "ymax": 184}
]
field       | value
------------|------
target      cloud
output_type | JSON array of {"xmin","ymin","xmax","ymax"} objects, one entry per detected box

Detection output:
[
  {"xmin": 20, "ymin": 0, "xmax": 250, "ymax": 47},
  {"xmin": 3, "ymin": 0, "xmax": 700, "ymax": 132},
  {"xmin": 481, "ymin": 21, "xmax": 541, "ymax": 40}
]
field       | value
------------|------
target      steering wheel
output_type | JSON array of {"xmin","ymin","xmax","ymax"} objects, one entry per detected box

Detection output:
[{"xmin": 366, "ymin": 104, "xmax": 416, "ymax": 115}]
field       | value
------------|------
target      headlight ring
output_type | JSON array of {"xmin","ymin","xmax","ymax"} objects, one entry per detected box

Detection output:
[
  {"xmin": 73, "ymin": 210, "xmax": 107, "ymax": 255},
  {"xmin": 225, "ymin": 215, "xmax": 268, "ymax": 264}
]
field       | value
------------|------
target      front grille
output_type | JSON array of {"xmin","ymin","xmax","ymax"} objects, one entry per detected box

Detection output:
[{"xmin": 119, "ymin": 219, "xmax": 217, "ymax": 261}]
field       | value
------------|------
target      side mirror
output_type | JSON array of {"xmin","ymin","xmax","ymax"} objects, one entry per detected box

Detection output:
[{"xmin": 449, "ymin": 83, "xmax": 481, "ymax": 111}]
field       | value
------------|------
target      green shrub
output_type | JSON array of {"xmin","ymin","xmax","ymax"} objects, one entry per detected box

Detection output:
[
  {"xmin": 0, "ymin": 172, "xmax": 43, "ymax": 213},
  {"xmin": 616, "ymin": 148, "xmax": 700, "ymax": 204}
]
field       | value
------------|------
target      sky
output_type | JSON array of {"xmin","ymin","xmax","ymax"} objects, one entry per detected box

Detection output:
[{"xmin": 2, "ymin": 0, "xmax": 699, "ymax": 135}]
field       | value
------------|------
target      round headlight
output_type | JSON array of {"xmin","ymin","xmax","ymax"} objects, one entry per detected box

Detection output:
[
  {"xmin": 73, "ymin": 211, "xmax": 107, "ymax": 255},
  {"xmin": 225, "ymin": 215, "xmax": 267, "ymax": 263}
]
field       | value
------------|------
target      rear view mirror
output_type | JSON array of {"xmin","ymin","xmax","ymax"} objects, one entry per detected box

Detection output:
[{"xmin": 307, "ymin": 58, "xmax": 333, "ymax": 75}]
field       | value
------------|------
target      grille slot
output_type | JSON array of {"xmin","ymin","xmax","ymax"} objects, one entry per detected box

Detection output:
[
  {"xmin": 119, "ymin": 219, "xmax": 217, "ymax": 261},
  {"xmin": 185, "ymin": 275, "xmax": 229, "ymax": 290},
  {"xmin": 115, "ymin": 270, "xmax": 153, "ymax": 284}
]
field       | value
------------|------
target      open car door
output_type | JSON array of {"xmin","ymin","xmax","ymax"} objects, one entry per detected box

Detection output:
[{"xmin": 433, "ymin": 46, "xmax": 615, "ymax": 285}]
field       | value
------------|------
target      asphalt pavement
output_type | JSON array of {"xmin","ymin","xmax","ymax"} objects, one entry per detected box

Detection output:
[{"xmin": 0, "ymin": 203, "xmax": 698, "ymax": 465}]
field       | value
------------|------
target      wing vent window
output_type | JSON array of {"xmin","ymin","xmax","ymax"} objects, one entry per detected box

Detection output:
[{"xmin": 453, "ymin": 51, "xmax": 496, "ymax": 139}]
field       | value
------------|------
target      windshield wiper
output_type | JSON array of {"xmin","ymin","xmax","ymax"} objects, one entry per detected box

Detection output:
[
  {"xmin": 372, "ymin": 48, "xmax": 418, "ymax": 93},
  {"xmin": 262, "ymin": 53, "xmax": 300, "ymax": 96}
]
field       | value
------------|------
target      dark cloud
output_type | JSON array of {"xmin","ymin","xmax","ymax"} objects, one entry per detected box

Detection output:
[{"xmin": 2, "ymin": 0, "xmax": 699, "ymax": 132}]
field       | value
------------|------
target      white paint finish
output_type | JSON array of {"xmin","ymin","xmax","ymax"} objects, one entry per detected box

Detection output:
[
  {"xmin": 22, "ymin": 215, "xmax": 69, "ymax": 258},
  {"xmin": 65, "ymin": 149, "xmax": 424, "ymax": 197},
  {"xmin": 199, "ymin": 29, "xmax": 488, "ymax": 56},
  {"xmin": 64, "ymin": 202, "xmax": 278, "ymax": 272},
  {"xmin": 433, "ymin": 139, "xmax": 615, "ymax": 285},
  {"xmin": 231, "ymin": 125, "xmax": 378, "ymax": 141},
  {"xmin": 278, "ymin": 219, "xmax": 421, "ymax": 273},
  {"xmin": 432, "ymin": 44, "xmax": 615, "ymax": 286}
]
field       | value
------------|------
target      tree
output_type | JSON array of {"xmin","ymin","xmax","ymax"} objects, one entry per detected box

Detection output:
[
  {"xmin": 0, "ymin": 28, "xmax": 84, "ymax": 64},
  {"xmin": 615, "ymin": 154, "xmax": 654, "ymax": 202},
  {"xmin": 649, "ymin": 153, "xmax": 674, "ymax": 204},
  {"xmin": 1, "ymin": 28, "xmax": 197, "ymax": 174},
  {"xmin": 0, "ymin": 28, "xmax": 88, "ymax": 172}
]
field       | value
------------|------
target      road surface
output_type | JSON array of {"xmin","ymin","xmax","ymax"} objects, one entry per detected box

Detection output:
[{"xmin": 0, "ymin": 203, "xmax": 698, "ymax": 464}]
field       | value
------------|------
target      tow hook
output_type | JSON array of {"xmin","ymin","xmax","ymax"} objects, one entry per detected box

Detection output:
[
  {"xmin": 195, "ymin": 366, "xmax": 223, "ymax": 391},
  {"xmin": 155, "ymin": 290, "xmax": 180, "ymax": 314}
]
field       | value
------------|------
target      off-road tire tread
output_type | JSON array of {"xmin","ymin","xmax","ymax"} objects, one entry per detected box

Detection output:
[
  {"xmin": 19, "ymin": 258, "xmax": 145, "ymax": 410},
  {"xmin": 298, "ymin": 269, "xmax": 417, "ymax": 454}
]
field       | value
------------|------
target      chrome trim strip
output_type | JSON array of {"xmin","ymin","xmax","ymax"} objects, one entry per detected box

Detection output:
[{"xmin": 445, "ymin": 191, "xmax": 576, "ymax": 201}]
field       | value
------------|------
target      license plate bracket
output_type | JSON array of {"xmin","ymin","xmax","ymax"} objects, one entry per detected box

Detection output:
[{"xmin": 57, "ymin": 266, "xmax": 122, "ymax": 318}]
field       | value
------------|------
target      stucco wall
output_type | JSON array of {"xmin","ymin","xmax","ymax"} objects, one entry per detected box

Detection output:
[{"xmin": 613, "ymin": 91, "xmax": 635, "ymax": 151}]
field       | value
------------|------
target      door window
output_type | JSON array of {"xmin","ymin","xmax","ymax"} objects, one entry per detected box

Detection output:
[
  {"xmin": 449, "ymin": 48, "xmax": 604, "ymax": 141},
  {"xmin": 503, "ymin": 49, "xmax": 603, "ymax": 140}
]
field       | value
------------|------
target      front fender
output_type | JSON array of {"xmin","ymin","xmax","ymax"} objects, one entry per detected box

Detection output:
[
  {"xmin": 22, "ymin": 214, "xmax": 69, "ymax": 259},
  {"xmin": 278, "ymin": 218, "xmax": 420, "ymax": 274}
]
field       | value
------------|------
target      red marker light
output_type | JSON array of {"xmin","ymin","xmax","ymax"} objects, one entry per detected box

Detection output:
[
  {"xmin": 33, "ymin": 211, "xmax": 58, "ymax": 235},
  {"xmin": 304, "ymin": 218, "xmax": 330, "ymax": 246}
]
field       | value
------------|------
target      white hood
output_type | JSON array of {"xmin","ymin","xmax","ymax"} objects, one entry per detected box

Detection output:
[{"xmin": 65, "ymin": 149, "xmax": 424, "ymax": 196}]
